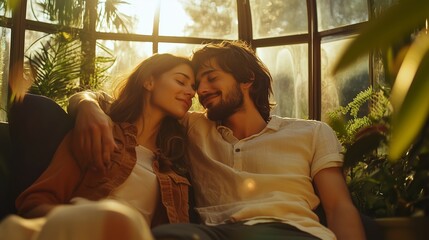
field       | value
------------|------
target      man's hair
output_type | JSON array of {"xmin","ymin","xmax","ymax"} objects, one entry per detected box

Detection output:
[{"xmin": 192, "ymin": 40, "xmax": 274, "ymax": 122}]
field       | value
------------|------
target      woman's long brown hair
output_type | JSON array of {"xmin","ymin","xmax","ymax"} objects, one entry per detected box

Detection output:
[{"xmin": 108, "ymin": 54, "xmax": 192, "ymax": 175}]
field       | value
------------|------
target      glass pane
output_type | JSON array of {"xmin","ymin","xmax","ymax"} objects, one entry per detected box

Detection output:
[
  {"xmin": 26, "ymin": 0, "xmax": 56, "ymax": 24},
  {"xmin": 250, "ymin": 0, "xmax": 308, "ymax": 39},
  {"xmin": 97, "ymin": 40, "xmax": 152, "ymax": 94},
  {"xmin": 371, "ymin": 0, "xmax": 398, "ymax": 18},
  {"xmin": 321, "ymin": 37, "xmax": 369, "ymax": 122},
  {"xmin": 158, "ymin": 43, "xmax": 201, "ymax": 58},
  {"xmin": 26, "ymin": 0, "xmax": 83, "ymax": 28},
  {"xmin": 97, "ymin": 0, "xmax": 155, "ymax": 34},
  {"xmin": 159, "ymin": 0, "xmax": 238, "ymax": 39},
  {"xmin": 317, "ymin": 0, "xmax": 368, "ymax": 31},
  {"xmin": 257, "ymin": 44, "xmax": 309, "ymax": 119},
  {"xmin": 0, "ymin": 27, "xmax": 11, "ymax": 121},
  {"xmin": 24, "ymin": 30, "xmax": 50, "ymax": 55},
  {"xmin": 0, "ymin": 3, "xmax": 11, "ymax": 17}
]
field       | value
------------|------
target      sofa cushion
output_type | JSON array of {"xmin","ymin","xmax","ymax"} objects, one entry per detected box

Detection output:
[{"xmin": 7, "ymin": 94, "xmax": 73, "ymax": 214}]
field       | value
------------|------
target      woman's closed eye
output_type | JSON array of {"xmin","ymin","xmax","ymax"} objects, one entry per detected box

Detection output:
[{"xmin": 176, "ymin": 79, "xmax": 185, "ymax": 86}]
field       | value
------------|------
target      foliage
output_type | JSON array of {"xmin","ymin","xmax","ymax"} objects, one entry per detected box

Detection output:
[
  {"xmin": 328, "ymin": 87, "xmax": 429, "ymax": 218},
  {"xmin": 328, "ymin": 87, "xmax": 390, "ymax": 146},
  {"xmin": 333, "ymin": 0, "xmax": 429, "ymax": 161},
  {"xmin": 25, "ymin": 32, "xmax": 115, "ymax": 108},
  {"xmin": 88, "ymin": 41, "xmax": 116, "ymax": 90},
  {"xmin": 332, "ymin": 0, "xmax": 429, "ymax": 217},
  {"xmin": 31, "ymin": 0, "xmax": 129, "ymax": 30},
  {"xmin": 26, "ymin": 33, "xmax": 81, "ymax": 107},
  {"xmin": 13, "ymin": 0, "xmax": 129, "ymax": 108},
  {"xmin": 28, "ymin": 0, "xmax": 129, "ymax": 92}
]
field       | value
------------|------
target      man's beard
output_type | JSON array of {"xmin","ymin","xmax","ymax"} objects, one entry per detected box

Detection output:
[{"xmin": 205, "ymin": 84, "xmax": 243, "ymax": 121}]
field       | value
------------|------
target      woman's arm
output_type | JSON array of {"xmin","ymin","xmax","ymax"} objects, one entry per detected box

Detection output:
[
  {"xmin": 16, "ymin": 133, "xmax": 83, "ymax": 218},
  {"xmin": 314, "ymin": 167, "xmax": 366, "ymax": 240}
]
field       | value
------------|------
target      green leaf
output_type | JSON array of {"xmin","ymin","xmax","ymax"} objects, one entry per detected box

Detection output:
[
  {"xmin": 344, "ymin": 127, "xmax": 386, "ymax": 169},
  {"xmin": 333, "ymin": 0, "xmax": 429, "ymax": 73},
  {"xmin": 389, "ymin": 49, "xmax": 429, "ymax": 161}
]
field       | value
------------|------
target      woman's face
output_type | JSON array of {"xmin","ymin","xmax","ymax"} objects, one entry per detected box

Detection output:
[{"xmin": 150, "ymin": 63, "xmax": 196, "ymax": 118}]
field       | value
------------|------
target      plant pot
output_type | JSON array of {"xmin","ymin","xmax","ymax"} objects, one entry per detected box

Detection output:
[{"xmin": 375, "ymin": 217, "xmax": 429, "ymax": 240}]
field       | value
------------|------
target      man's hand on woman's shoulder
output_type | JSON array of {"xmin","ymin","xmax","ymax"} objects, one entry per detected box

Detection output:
[{"xmin": 68, "ymin": 91, "xmax": 116, "ymax": 174}]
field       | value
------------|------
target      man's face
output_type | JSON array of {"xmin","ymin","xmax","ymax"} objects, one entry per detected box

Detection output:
[{"xmin": 196, "ymin": 59, "xmax": 243, "ymax": 121}]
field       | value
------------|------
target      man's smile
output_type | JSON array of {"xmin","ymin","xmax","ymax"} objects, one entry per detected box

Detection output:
[{"xmin": 199, "ymin": 92, "xmax": 220, "ymax": 108}]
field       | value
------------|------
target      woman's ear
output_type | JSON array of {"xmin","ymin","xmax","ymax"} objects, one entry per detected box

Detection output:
[{"xmin": 143, "ymin": 77, "xmax": 155, "ymax": 91}]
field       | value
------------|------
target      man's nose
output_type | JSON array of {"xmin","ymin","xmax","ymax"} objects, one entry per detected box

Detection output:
[{"xmin": 197, "ymin": 80, "xmax": 209, "ymax": 95}]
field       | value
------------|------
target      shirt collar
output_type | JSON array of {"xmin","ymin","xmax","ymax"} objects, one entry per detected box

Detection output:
[{"xmin": 215, "ymin": 115, "xmax": 281, "ymax": 143}]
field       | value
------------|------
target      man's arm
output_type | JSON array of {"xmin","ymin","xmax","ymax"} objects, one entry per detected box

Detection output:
[
  {"xmin": 314, "ymin": 167, "xmax": 366, "ymax": 240},
  {"xmin": 68, "ymin": 91, "xmax": 116, "ymax": 173}
]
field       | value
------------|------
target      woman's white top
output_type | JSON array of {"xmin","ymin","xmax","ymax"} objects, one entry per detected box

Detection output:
[{"xmin": 108, "ymin": 145, "xmax": 159, "ymax": 224}]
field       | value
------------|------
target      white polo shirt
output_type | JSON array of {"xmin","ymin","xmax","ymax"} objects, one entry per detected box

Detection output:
[{"xmin": 181, "ymin": 112, "xmax": 343, "ymax": 240}]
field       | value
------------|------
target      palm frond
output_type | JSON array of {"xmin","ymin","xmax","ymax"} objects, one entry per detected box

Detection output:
[{"xmin": 26, "ymin": 34, "xmax": 81, "ymax": 107}]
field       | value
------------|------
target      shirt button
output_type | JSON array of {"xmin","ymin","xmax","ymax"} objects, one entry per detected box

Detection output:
[{"xmin": 235, "ymin": 148, "xmax": 240, "ymax": 152}]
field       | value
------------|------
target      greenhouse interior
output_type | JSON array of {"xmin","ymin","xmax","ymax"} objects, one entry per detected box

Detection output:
[{"xmin": 1, "ymin": 0, "xmax": 429, "ymax": 240}]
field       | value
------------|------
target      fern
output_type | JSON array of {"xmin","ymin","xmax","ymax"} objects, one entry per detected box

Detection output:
[{"xmin": 327, "ymin": 86, "xmax": 390, "ymax": 145}]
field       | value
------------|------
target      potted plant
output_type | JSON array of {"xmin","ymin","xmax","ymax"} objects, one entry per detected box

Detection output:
[
  {"xmin": 331, "ymin": 1, "xmax": 429, "ymax": 238},
  {"xmin": 328, "ymin": 87, "xmax": 429, "ymax": 239}
]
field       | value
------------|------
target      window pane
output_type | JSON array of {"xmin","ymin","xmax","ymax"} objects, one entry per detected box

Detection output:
[
  {"xmin": 159, "ymin": 0, "xmax": 238, "ymax": 39},
  {"xmin": 26, "ymin": 0, "xmax": 83, "ymax": 28},
  {"xmin": 250, "ymin": 0, "xmax": 308, "ymax": 39},
  {"xmin": 317, "ymin": 0, "xmax": 368, "ymax": 31},
  {"xmin": 0, "ymin": 27, "xmax": 10, "ymax": 121},
  {"xmin": 321, "ymin": 37, "xmax": 369, "ymax": 122},
  {"xmin": 0, "ymin": 4, "xmax": 11, "ymax": 17},
  {"xmin": 97, "ymin": 40, "xmax": 152, "ymax": 94},
  {"xmin": 158, "ymin": 43, "xmax": 201, "ymax": 58},
  {"xmin": 26, "ymin": 0, "xmax": 56, "ymax": 24},
  {"xmin": 257, "ymin": 44, "xmax": 309, "ymax": 119},
  {"xmin": 97, "ymin": 0, "xmax": 155, "ymax": 34},
  {"xmin": 25, "ymin": 30, "xmax": 50, "ymax": 54},
  {"xmin": 371, "ymin": 0, "xmax": 398, "ymax": 18}
]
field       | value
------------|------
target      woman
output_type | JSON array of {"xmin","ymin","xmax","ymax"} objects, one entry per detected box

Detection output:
[{"xmin": 1, "ymin": 53, "xmax": 196, "ymax": 240}]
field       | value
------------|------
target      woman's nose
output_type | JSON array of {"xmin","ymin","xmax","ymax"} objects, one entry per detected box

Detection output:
[{"xmin": 185, "ymin": 85, "xmax": 196, "ymax": 97}]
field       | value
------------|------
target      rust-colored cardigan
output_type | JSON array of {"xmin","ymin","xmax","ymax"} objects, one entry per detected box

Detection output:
[{"xmin": 16, "ymin": 122, "xmax": 190, "ymax": 226}]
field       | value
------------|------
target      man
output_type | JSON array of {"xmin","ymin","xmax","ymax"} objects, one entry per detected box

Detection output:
[{"xmin": 68, "ymin": 41, "xmax": 365, "ymax": 240}]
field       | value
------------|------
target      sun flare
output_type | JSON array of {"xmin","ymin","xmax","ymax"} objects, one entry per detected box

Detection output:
[{"xmin": 122, "ymin": 0, "xmax": 192, "ymax": 36}]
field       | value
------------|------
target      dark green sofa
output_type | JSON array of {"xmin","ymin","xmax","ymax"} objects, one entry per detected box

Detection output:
[
  {"xmin": 0, "ymin": 94, "xmax": 73, "ymax": 220},
  {"xmin": 0, "ymin": 121, "xmax": 13, "ymax": 218}
]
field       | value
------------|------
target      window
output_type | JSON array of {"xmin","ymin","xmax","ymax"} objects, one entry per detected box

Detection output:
[
  {"xmin": 250, "ymin": 0, "xmax": 308, "ymax": 39},
  {"xmin": 320, "ymin": 37, "xmax": 369, "ymax": 122},
  {"xmin": 0, "ymin": 27, "xmax": 10, "ymax": 121},
  {"xmin": 0, "ymin": 0, "xmax": 376, "ymax": 122},
  {"xmin": 257, "ymin": 44, "xmax": 309, "ymax": 119},
  {"xmin": 317, "ymin": 0, "xmax": 368, "ymax": 31}
]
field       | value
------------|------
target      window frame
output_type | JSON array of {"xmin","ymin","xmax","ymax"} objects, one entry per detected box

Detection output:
[{"xmin": 1, "ymin": 0, "xmax": 372, "ymax": 121}]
